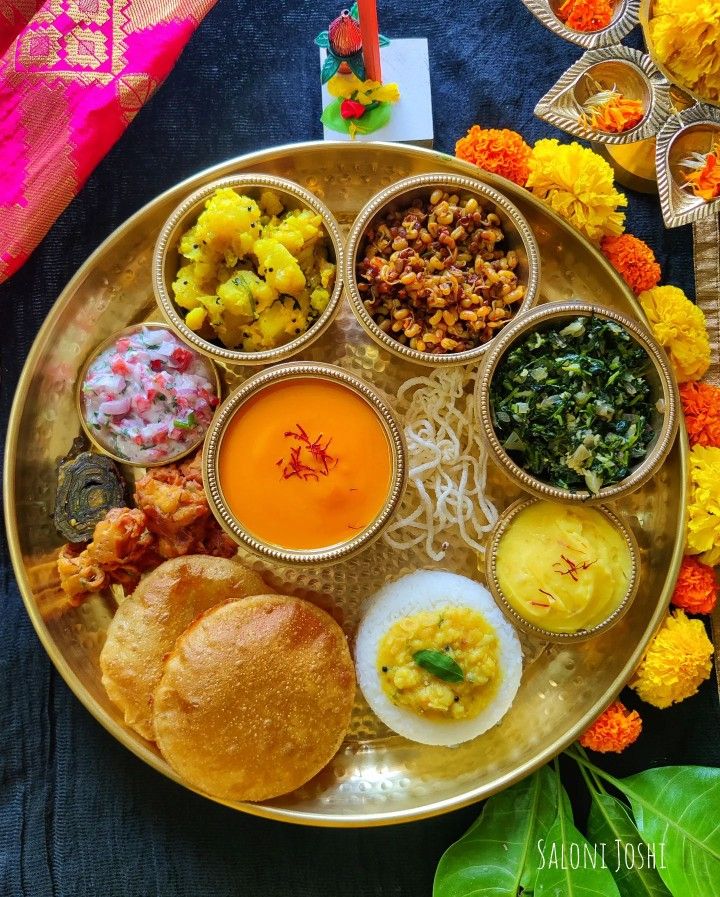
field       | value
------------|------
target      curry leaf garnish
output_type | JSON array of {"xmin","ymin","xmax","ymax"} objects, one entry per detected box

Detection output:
[
  {"xmin": 433, "ymin": 766, "xmax": 557, "ymax": 897},
  {"xmin": 491, "ymin": 316, "xmax": 654, "ymax": 494},
  {"xmin": 413, "ymin": 649, "xmax": 464, "ymax": 683}
]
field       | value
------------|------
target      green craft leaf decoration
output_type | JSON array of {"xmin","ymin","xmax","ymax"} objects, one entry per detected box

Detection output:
[
  {"xmin": 349, "ymin": 2, "xmax": 359, "ymax": 18},
  {"xmin": 321, "ymin": 100, "xmax": 392, "ymax": 137},
  {"xmin": 346, "ymin": 50, "xmax": 366, "ymax": 80},
  {"xmin": 321, "ymin": 53, "xmax": 341, "ymax": 84},
  {"xmin": 535, "ymin": 776, "xmax": 621, "ymax": 897},
  {"xmin": 587, "ymin": 790, "xmax": 671, "ymax": 897},
  {"xmin": 379, "ymin": 34, "xmax": 390, "ymax": 47},
  {"xmin": 433, "ymin": 766, "xmax": 557, "ymax": 897},
  {"xmin": 314, "ymin": 30, "xmax": 330, "ymax": 48},
  {"xmin": 616, "ymin": 767, "xmax": 720, "ymax": 897}
]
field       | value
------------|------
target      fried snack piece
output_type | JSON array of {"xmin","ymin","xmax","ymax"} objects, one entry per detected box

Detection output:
[
  {"xmin": 134, "ymin": 452, "xmax": 236, "ymax": 559},
  {"xmin": 100, "ymin": 556, "xmax": 267, "ymax": 741},
  {"xmin": 57, "ymin": 507, "xmax": 157, "ymax": 601},
  {"xmin": 153, "ymin": 595, "xmax": 356, "ymax": 802}
]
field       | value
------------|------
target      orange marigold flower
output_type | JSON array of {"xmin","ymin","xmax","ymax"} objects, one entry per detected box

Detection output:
[
  {"xmin": 455, "ymin": 126, "xmax": 532, "ymax": 186},
  {"xmin": 557, "ymin": 0, "xmax": 615, "ymax": 32},
  {"xmin": 671, "ymin": 555, "xmax": 718, "ymax": 614},
  {"xmin": 600, "ymin": 233, "xmax": 661, "ymax": 295},
  {"xmin": 579, "ymin": 700, "xmax": 642, "ymax": 753},
  {"xmin": 680, "ymin": 381, "xmax": 720, "ymax": 448}
]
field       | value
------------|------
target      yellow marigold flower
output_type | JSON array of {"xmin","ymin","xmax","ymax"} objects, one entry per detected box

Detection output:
[
  {"xmin": 649, "ymin": 0, "xmax": 720, "ymax": 104},
  {"xmin": 579, "ymin": 700, "xmax": 642, "ymax": 753},
  {"xmin": 525, "ymin": 139, "xmax": 627, "ymax": 243},
  {"xmin": 638, "ymin": 285, "xmax": 711, "ymax": 383},
  {"xmin": 687, "ymin": 445, "xmax": 720, "ymax": 566},
  {"xmin": 631, "ymin": 609, "xmax": 713, "ymax": 708},
  {"xmin": 326, "ymin": 73, "xmax": 400, "ymax": 105}
]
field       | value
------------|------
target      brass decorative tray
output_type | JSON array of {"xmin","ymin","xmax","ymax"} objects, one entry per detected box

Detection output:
[{"xmin": 4, "ymin": 141, "xmax": 686, "ymax": 827}]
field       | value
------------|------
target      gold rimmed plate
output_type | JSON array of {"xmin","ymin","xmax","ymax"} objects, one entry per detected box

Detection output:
[{"xmin": 4, "ymin": 141, "xmax": 687, "ymax": 827}]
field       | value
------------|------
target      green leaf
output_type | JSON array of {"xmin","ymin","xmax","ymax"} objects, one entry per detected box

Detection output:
[
  {"xmin": 379, "ymin": 33, "xmax": 390, "ymax": 47},
  {"xmin": 535, "ymin": 777, "xmax": 621, "ymax": 897},
  {"xmin": 346, "ymin": 50, "xmax": 365, "ymax": 80},
  {"xmin": 320, "ymin": 100, "xmax": 392, "ymax": 137},
  {"xmin": 314, "ymin": 30, "xmax": 330, "ymax": 48},
  {"xmin": 321, "ymin": 53, "xmax": 341, "ymax": 84},
  {"xmin": 349, "ymin": 2, "xmax": 359, "ymax": 18},
  {"xmin": 433, "ymin": 766, "xmax": 557, "ymax": 897},
  {"xmin": 413, "ymin": 649, "xmax": 464, "ymax": 683},
  {"xmin": 587, "ymin": 790, "xmax": 671, "ymax": 897},
  {"xmin": 617, "ymin": 767, "xmax": 720, "ymax": 897}
]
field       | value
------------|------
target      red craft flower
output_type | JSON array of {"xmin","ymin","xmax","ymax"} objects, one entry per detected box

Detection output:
[{"xmin": 340, "ymin": 99, "xmax": 365, "ymax": 119}]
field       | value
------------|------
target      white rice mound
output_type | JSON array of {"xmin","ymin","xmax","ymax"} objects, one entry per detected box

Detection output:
[{"xmin": 355, "ymin": 571, "xmax": 523, "ymax": 746}]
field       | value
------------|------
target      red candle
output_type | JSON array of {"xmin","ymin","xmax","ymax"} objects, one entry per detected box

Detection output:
[{"xmin": 357, "ymin": 0, "xmax": 382, "ymax": 82}]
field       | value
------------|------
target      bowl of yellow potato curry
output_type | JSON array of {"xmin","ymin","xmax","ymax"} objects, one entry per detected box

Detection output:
[{"xmin": 153, "ymin": 174, "xmax": 344, "ymax": 365}]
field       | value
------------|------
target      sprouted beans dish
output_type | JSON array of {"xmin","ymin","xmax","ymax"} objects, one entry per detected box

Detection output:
[
  {"xmin": 80, "ymin": 327, "xmax": 218, "ymax": 465},
  {"xmin": 491, "ymin": 316, "xmax": 656, "ymax": 494},
  {"xmin": 357, "ymin": 189, "xmax": 526, "ymax": 355}
]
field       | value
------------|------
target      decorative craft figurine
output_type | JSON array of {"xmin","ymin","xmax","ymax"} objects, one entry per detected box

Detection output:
[
  {"xmin": 316, "ymin": 3, "xmax": 399, "ymax": 138},
  {"xmin": 316, "ymin": 2, "xmax": 433, "ymax": 145}
]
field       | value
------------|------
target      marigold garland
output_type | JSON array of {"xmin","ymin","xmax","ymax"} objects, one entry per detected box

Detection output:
[
  {"xmin": 637, "ymin": 285, "xmax": 711, "ymax": 382},
  {"xmin": 687, "ymin": 445, "xmax": 720, "ymax": 566},
  {"xmin": 455, "ymin": 126, "xmax": 532, "ymax": 186},
  {"xmin": 579, "ymin": 700, "xmax": 642, "ymax": 753},
  {"xmin": 671, "ymin": 556, "xmax": 718, "ymax": 615},
  {"xmin": 680, "ymin": 381, "xmax": 720, "ymax": 447},
  {"xmin": 631, "ymin": 609, "xmax": 714, "ymax": 708},
  {"xmin": 600, "ymin": 233, "xmax": 661, "ymax": 295},
  {"xmin": 525, "ymin": 139, "xmax": 627, "ymax": 243}
]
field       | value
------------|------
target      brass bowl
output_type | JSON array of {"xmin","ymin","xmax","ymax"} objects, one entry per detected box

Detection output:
[
  {"xmin": 76, "ymin": 322, "xmax": 221, "ymax": 468},
  {"xmin": 153, "ymin": 174, "xmax": 344, "ymax": 366},
  {"xmin": 344, "ymin": 173, "xmax": 541, "ymax": 368},
  {"xmin": 203, "ymin": 361, "xmax": 407, "ymax": 565},
  {"xmin": 476, "ymin": 301, "xmax": 679, "ymax": 503},
  {"xmin": 485, "ymin": 498, "xmax": 640, "ymax": 643}
]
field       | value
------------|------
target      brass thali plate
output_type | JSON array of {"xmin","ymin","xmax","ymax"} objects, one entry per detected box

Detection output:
[{"xmin": 4, "ymin": 141, "xmax": 686, "ymax": 827}]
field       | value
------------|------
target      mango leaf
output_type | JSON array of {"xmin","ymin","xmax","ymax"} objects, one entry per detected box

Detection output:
[
  {"xmin": 535, "ymin": 778, "xmax": 621, "ymax": 897},
  {"xmin": 314, "ymin": 30, "xmax": 330, "ymax": 48},
  {"xmin": 433, "ymin": 766, "xmax": 557, "ymax": 897},
  {"xmin": 587, "ymin": 790, "xmax": 671, "ymax": 897},
  {"xmin": 616, "ymin": 766, "xmax": 720, "ymax": 897}
]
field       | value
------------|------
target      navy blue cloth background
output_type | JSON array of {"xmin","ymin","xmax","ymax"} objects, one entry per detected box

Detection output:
[{"xmin": 1, "ymin": 2, "xmax": 717, "ymax": 895}]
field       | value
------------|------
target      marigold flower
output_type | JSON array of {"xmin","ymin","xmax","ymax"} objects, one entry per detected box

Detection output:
[
  {"xmin": 637, "ymin": 285, "xmax": 711, "ymax": 382},
  {"xmin": 671, "ymin": 555, "xmax": 718, "ymax": 615},
  {"xmin": 631, "ymin": 609, "xmax": 713, "ymax": 708},
  {"xmin": 686, "ymin": 445, "xmax": 720, "ymax": 566},
  {"xmin": 648, "ymin": 0, "xmax": 720, "ymax": 104},
  {"xmin": 455, "ymin": 126, "xmax": 532, "ymax": 186},
  {"xmin": 557, "ymin": 0, "xmax": 615, "ymax": 32},
  {"xmin": 680, "ymin": 381, "xmax": 720, "ymax": 447},
  {"xmin": 600, "ymin": 234, "xmax": 661, "ymax": 295},
  {"xmin": 526, "ymin": 139, "xmax": 627, "ymax": 243},
  {"xmin": 579, "ymin": 700, "xmax": 642, "ymax": 753}
]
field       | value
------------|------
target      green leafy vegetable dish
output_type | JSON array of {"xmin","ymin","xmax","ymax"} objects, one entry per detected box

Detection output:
[{"xmin": 490, "ymin": 316, "xmax": 657, "ymax": 494}]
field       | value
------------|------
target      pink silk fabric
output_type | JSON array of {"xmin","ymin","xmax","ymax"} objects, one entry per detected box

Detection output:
[{"xmin": 0, "ymin": 0, "xmax": 217, "ymax": 283}]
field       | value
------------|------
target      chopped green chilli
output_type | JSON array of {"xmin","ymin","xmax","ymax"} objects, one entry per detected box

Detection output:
[{"xmin": 491, "ymin": 316, "xmax": 656, "ymax": 494}]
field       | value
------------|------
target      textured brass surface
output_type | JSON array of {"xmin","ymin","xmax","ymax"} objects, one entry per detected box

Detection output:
[{"xmin": 4, "ymin": 141, "xmax": 687, "ymax": 827}]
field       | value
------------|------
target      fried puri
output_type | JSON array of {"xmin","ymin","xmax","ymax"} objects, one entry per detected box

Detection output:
[
  {"xmin": 153, "ymin": 595, "xmax": 356, "ymax": 802},
  {"xmin": 100, "ymin": 555, "xmax": 267, "ymax": 740}
]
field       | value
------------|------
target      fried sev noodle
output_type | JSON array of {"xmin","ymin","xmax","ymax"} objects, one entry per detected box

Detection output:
[{"xmin": 383, "ymin": 367, "xmax": 498, "ymax": 561}]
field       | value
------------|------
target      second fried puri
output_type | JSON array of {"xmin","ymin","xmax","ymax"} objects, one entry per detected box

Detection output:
[
  {"xmin": 153, "ymin": 595, "xmax": 356, "ymax": 802},
  {"xmin": 100, "ymin": 555, "xmax": 267, "ymax": 740}
]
